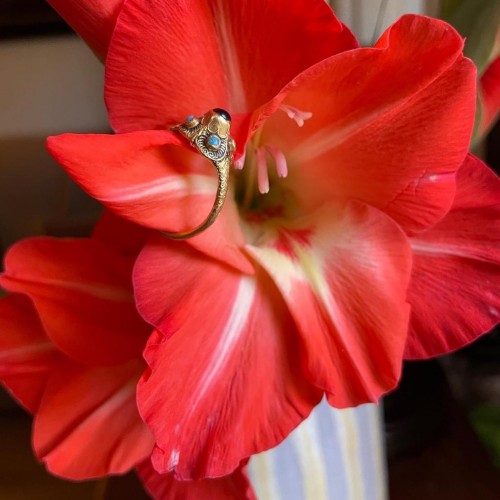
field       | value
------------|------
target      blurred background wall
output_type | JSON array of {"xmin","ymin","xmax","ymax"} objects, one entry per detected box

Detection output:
[
  {"xmin": 331, "ymin": 0, "xmax": 439, "ymax": 43},
  {"xmin": 0, "ymin": 36, "xmax": 106, "ymax": 248}
]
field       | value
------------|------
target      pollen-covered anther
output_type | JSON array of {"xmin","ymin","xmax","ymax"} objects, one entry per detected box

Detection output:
[{"xmin": 279, "ymin": 104, "xmax": 313, "ymax": 127}]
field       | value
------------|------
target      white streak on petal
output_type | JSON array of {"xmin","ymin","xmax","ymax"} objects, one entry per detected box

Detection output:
[
  {"xmin": 0, "ymin": 342, "xmax": 54, "ymax": 363},
  {"xmin": 245, "ymin": 245, "xmax": 305, "ymax": 296},
  {"xmin": 38, "ymin": 381, "xmax": 136, "ymax": 459},
  {"xmin": 488, "ymin": 306, "xmax": 499, "ymax": 317},
  {"xmin": 423, "ymin": 172, "xmax": 455, "ymax": 184},
  {"xmin": 190, "ymin": 276, "xmax": 256, "ymax": 410},
  {"xmin": 211, "ymin": 0, "xmax": 247, "ymax": 112},
  {"xmin": 410, "ymin": 241, "xmax": 474, "ymax": 259},
  {"xmin": 168, "ymin": 449, "xmax": 180, "ymax": 468},
  {"xmin": 4, "ymin": 276, "xmax": 132, "ymax": 302},
  {"xmin": 290, "ymin": 107, "xmax": 387, "ymax": 164},
  {"xmin": 102, "ymin": 175, "xmax": 215, "ymax": 203}
]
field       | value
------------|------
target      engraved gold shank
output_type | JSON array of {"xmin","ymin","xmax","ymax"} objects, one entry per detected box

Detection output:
[{"xmin": 160, "ymin": 109, "xmax": 235, "ymax": 240}]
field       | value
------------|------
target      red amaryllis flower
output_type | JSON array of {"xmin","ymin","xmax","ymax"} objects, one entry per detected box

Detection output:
[
  {"xmin": 0, "ymin": 215, "xmax": 254, "ymax": 499},
  {"xmin": 46, "ymin": 0, "xmax": 500, "ymax": 481}
]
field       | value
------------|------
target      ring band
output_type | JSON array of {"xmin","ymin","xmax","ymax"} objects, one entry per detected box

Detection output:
[{"xmin": 160, "ymin": 108, "xmax": 235, "ymax": 240}]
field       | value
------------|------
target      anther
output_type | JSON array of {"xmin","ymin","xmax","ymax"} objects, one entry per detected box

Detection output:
[
  {"xmin": 279, "ymin": 104, "xmax": 313, "ymax": 127},
  {"xmin": 264, "ymin": 145, "xmax": 288, "ymax": 179},
  {"xmin": 233, "ymin": 151, "xmax": 246, "ymax": 170}
]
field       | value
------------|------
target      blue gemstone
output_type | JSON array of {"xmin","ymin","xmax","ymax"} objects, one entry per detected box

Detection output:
[
  {"xmin": 207, "ymin": 134, "xmax": 221, "ymax": 148},
  {"xmin": 185, "ymin": 114, "xmax": 195, "ymax": 123}
]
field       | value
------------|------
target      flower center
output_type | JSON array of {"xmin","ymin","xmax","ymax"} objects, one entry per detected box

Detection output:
[{"xmin": 234, "ymin": 105, "xmax": 312, "ymax": 215}]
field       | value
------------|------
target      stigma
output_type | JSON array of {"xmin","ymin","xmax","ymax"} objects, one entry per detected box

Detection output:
[{"xmin": 279, "ymin": 104, "xmax": 313, "ymax": 127}]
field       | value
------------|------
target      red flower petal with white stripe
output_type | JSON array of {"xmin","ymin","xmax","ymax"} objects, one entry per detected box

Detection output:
[
  {"xmin": 0, "ymin": 230, "xmax": 155, "ymax": 479},
  {"xmin": 0, "ymin": 294, "xmax": 58, "ymax": 413},
  {"xmin": 0, "ymin": 297, "xmax": 154, "ymax": 480},
  {"xmin": 0, "ymin": 237, "xmax": 149, "ymax": 365},
  {"xmin": 135, "ymin": 239, "xmax": 321, "ymax": 479},
  {"xmin": 33, "ymin": 359, "xmax": 154, "ymax": 479},
  {"xmin": 247, "ymin": 201, "xmax": 412, "ymax": 408},
  {"xmin": 105, "ymin": 0, "xmax": 357, "ymax": 132},
  {"xmin": 0, "ymin": 220, "xmax": 258, "ymax": 496},
  {"xmin": 47, "ymin": 131, "xmax": 252, "ymax": 274},
  {"xmin": 43, "ymin": 0, "xmax": 497, "ymax": 484},
  {"xmin": 405, "ymin": 154, "xmax": 500, "ymax": 359},
  {"xmin": 261, "ymin": 15, "xmax": 475, "ymax": 234}
]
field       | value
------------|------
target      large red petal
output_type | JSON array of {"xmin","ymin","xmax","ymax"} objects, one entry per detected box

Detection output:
[
  {"xmin": 0, "ymin": 238, "xmax": 149, "ymax": 365},
  {"xmin": 405, "ymin": 155, "xmax": 500, "ymax": 359},
  {"xmin": 0, "ymin": 295, "xmax": 59, "ymax": 413},
  {"xmin": 137, "ymin": 460, "xmax": 255, "ymax": 500},
  {"xmin": 105, "ymin": 0, "xmax": 357, "ymax": 132},
  {"xmin": 135, "ymin": 240, "xmax": 321, "ymax": 479},
  {"xmin": 48, "ymin": 0, "xmax": 123, "ymax": 60},
  {"xmin": 247, "ymin": 201, "xmax": 412, "ymax": 408},
  {"xmin": 262, "ymin": 15, "xmax": 475, "ymax": 234},
  {"xmin": 47, "ymin": 131, "xmax": 252, "ymax": 273},
  {"xmin": 33, "ymin": 360, "xmax": 153, "ymax": 479}
]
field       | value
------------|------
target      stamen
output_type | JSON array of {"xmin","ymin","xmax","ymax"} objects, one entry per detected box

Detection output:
[
  {"xmin": 264, "ymin": 145, "xmax": 288, "ymax": 178},
  {"xmin": 255, "ymin": 147, "xmax": 270, "ymax": 194},
  {"xmin": 233, "ymin": 151, "xmax": 246, "ymax": 170},
  {"xmin": 279, "ymin": 104, "xmax": 313, "ymax": 127}
]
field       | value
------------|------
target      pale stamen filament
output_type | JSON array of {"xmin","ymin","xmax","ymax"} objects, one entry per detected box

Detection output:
[
  {"xmin": 279, "ymin": 104, "xmax": 313, "ymax": 127},
  {"xmin": 255, "ymin": 147, "xmax": 270, "ymax": 194},
  {"xmin": 264, "ymin": 144, "xmax": 288, "ymax": 179},
  {"xmin": 233, "ymin": 151, "xmax": 246, "ymax": 170}
]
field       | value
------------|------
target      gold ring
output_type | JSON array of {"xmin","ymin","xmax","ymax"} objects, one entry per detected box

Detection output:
[{"xmin": 161, "ymin": 109, "xmax": 235, "ymax": 239}]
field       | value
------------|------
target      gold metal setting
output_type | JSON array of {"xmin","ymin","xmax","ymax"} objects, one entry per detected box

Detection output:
[{"xmin": 161, "ymin": 109, "xmax": 235, "ymax": 240}]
